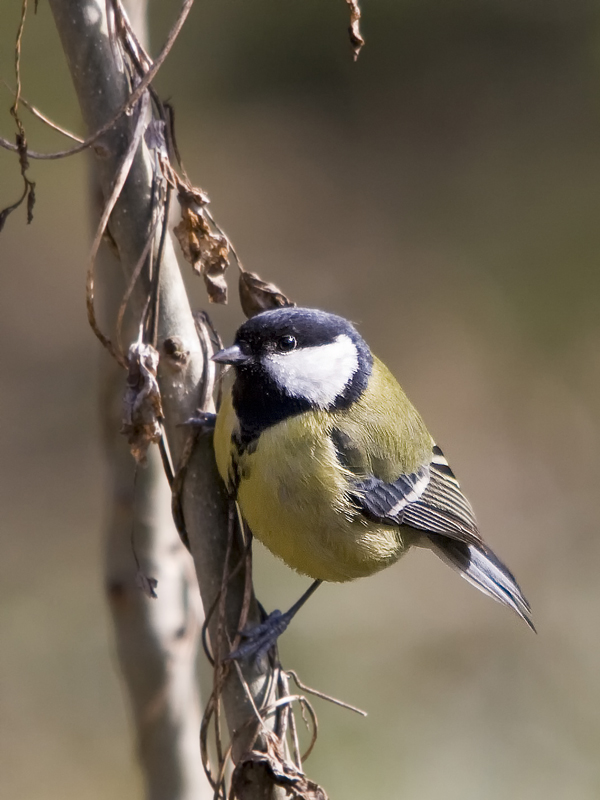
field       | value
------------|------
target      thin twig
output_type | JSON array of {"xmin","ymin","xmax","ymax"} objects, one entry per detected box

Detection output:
[
  {"xmin": 194, "ymin": 312, "xmax": 217, "ymax": 410},
  {"xmin": 205, "ymin": 207, "xmax": 245, "ymax": 272},
  {"xmin": 200, "ymin": 533, "xmax": 251, "ymax": 667},
  {"xmin": 297, "ymin": 697, "xmax": 319, "ymax": 762},
  {"xmin": 231, "ymin": 659, "xmax": 271, "ymax": 734},
  {"xmin": 278, "ymin": 670, "xmax": 301, "ymax": 770},
  {"xmin": 116, "ymin": 212, "xmax": 161, "ymax": 358},
  {"xmin": 230, "ymin": 508, "xmax": 254, "ymax": 654},
  {"xmin": 199, "ymin": 694, "xmax": 221, "ymax": 793},
  {"xmin": 1, "ymin": 80, "xmax": 84, "ymax": 142},
  {"xmin": 212, "ymin": 505, "xmax": 237, "ymax": 783},
  {"xmin": 87, "ymin": 89, "xmax": 150, "ymax": 365},
  {"xmin": 110, "ymin": 0, "xmax": 153, "ymax": 71},
  {"xmin": 286, "ymin": 670, "xmax": 367, "ymax": 717},
  {"xmin": 148, "ymin": 182, "xmax": 171, "ymax": 348},
  {"xmin": 214, "ymin": 741, "xmax": 233, "ymax": 800},
  {"xmin": 11, "ymin": 0, "xmax": 28, "ymax": 117},
  {"xmin": 3, "ymin": 0, "xmax": 37, "ymax": 226},
  {"xmin": 256, "ymin": 693, "xmax": 319, "ymax": 763},
  {"xmin": 164, "ymin": 102, "xmax": 190, "ymax": 182},
  {"xmin": 0, "ymin": 0, "xmax": 195, "ymax": 161}
]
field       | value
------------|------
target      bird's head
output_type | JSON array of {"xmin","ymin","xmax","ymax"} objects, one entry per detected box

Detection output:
[{"xmin": 213, "ymin": 307, "xmax": 373, "ymax": 433}]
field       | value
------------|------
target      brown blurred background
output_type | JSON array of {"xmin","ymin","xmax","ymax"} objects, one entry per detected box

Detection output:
[{"xmin": 1, "ymin": 1, "xmax": 600, "ymax": 797}]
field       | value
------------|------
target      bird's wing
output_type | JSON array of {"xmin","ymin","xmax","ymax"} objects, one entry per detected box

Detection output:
[
  {"xmin": 346, "ymin": 442, "xmax": 482, "ymax": 547},
  {"xmin": 401, "ymin": 445, "xmax": 480, "ymax": 542},
  {"xmin": 338, "ymin": 431, "xmax": 534, "ymax": 628},
  {"xmin": 350, "ymin": 467, "xmax": 431, "ymax": 521}
]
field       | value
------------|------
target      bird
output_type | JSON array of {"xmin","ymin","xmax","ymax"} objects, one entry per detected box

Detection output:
[{"xmin": 209, "ymin": 307, "xmax": 534, "ymax": 657}]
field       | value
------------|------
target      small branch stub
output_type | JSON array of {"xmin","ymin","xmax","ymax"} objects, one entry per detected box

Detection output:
[{"xmin": 163, "ymin": 335, "xmax": 190, "ymax": 367}]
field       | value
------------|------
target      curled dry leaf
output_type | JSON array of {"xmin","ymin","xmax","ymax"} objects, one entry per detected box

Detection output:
[
  {"xmin": 230, "ymin": 732, "xmax": 328, "ymax": 800},
  {"xmin": 345, "ymin": 0, "xmax": 365, "ymax": 61},
  {"xmin": 121, "ymin": 341, "xmax": 164, "ymax": 463},
  {"xmin": 173, "ymin": 186, "xmax": 229, "ymax": 304},
  {"xmin": 239, "ymin": 269, "xmax": 295, "ymax": 319}
]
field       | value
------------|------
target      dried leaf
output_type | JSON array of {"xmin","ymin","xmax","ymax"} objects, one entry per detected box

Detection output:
[
  {"xmin": 15, "ymin": 130, "xmax": 29, "ymax": 174},
  {"xmin": 345, "ymin": 0, "xmax": 365, "ymax": 61},
  {"xmin": 201, "ymin": 230, "xmax": 229, "ymax": 303},
  {"xmin": 136, "ymin": 570, "xmax": 158, "ymax": 599},
  {"xmin": 231, "ymin": 732, "xmax": 328, "ymax": 800},
  {"xmin": 172, "ymin": 204, "xmax": 200, "ymax": 263},
  {"xmin": 239, "ymin": 269, "xmax": 295, "ymax": 319},
  {"xmin": 173, "ymin": 186, "xmax": 229, "ymax": 304},
  {"xmin": 25, "ymin": 178, "xmax": 35, "ymax": 223},
  {"xmin": 121, "ymin": 341, "xmax": 164, "ymax": 463}
]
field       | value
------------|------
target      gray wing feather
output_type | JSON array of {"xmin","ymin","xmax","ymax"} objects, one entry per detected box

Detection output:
[
  {"xmin": 348, "ymin": 444, "xmax": 481, "ymax": 546},
  {"xmin": 401, "ymin": 445, "xmax": 479, "ymax": 543},
  {"xmin": 351, "ymin": 467, "xmax": 430, "ymax": 521}
]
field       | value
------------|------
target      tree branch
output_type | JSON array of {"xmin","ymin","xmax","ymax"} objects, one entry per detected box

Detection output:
[{"xmin": 46, "ymin": 0, "xmax": 283, "ymax": 796}]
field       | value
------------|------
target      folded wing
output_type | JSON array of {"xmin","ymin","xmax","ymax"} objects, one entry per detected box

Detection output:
[{"xmin": 345, "ymin": 441, "xmax": 534, "ymax": 630}]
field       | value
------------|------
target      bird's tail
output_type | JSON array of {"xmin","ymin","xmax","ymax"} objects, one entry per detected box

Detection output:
[{"xmin": 426, "ymin": 534, "xmax": 535, "ymax": 632}]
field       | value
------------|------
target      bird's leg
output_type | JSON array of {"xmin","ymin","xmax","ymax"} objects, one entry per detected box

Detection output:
[{"xmin": 228, "ymin": 579, "xmax": 323, "ymax": 661}]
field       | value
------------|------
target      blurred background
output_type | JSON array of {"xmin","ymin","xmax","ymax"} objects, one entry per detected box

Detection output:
[{"xmin": 1, "ymin": 0, "xmax": 599, "ymax": 797}]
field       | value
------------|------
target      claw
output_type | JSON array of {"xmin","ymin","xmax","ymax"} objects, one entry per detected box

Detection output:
[
  {"xmin": 227, "ymin": 609, "xmax": 293, "ymax": 661},
  {"xmin": 226, "ymin": 580, "xmax": 323, "ymax": 661}
]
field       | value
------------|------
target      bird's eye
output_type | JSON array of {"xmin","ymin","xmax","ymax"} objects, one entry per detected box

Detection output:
[{"xmin": 277, "ymin": 335, "xmax": 297, "ymax": 352}]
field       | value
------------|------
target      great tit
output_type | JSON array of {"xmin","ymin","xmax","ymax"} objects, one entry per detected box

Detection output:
[{"xmin": 212, "ymin": 307, "xmax": 534, "ymax": 654}]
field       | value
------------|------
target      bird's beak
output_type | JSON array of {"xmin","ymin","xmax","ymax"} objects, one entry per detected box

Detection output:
[{"xmin": 211, "ymin": 344, "xmax": 250, "ymax": 365}]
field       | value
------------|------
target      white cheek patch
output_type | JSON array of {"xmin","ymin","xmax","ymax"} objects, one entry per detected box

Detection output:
[{"xmin": 265, "ymin": 334, "xmax": 359, "ymax": 407}]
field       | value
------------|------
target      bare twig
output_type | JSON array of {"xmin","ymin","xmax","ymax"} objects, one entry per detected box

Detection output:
[
  {"xmin": 278, "ymin": 671, "xmax": 301, "ymax": 770},
  {"xmin": 87, "ymin": 89, "xmax": 150, "ymax": 365},
  {"xmin": 1, "ymin": 80, "xmax": 84, "ymax": 142},
  {"xmin": 10, "ymin": 0, "xmax": 28, "ymax": 117},
  {"xmin": 116, "ymin": 212, "xmax": 162, "ymax": 359},
  {"xmin": 286, "ymin": 670, "xmax": 367, "ymax": 717},
  {"xmin": 1, "ymin": 0, "xmax": 36, "ymax": 227},
  {"xmin": 1, "ymin": 0, "xmax": 195, "ymax": 161},
  {"xmin": 110, "ymin": 0, "xmax": 153, "ymax": 72}
]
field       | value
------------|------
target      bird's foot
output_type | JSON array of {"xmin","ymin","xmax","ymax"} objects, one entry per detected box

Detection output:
[
  {"xmin": 179, "ymin": 411, "xmax": 216, "ymax": 434},
  {"xmin": 227, "ymin": 609, "xmax": 293, "ymax": 661}
]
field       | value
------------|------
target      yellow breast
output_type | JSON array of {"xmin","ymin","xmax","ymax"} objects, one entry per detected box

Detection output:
[{"xmin": 213, "ymin": 389, "xmax": 407, "ymax": 582}]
